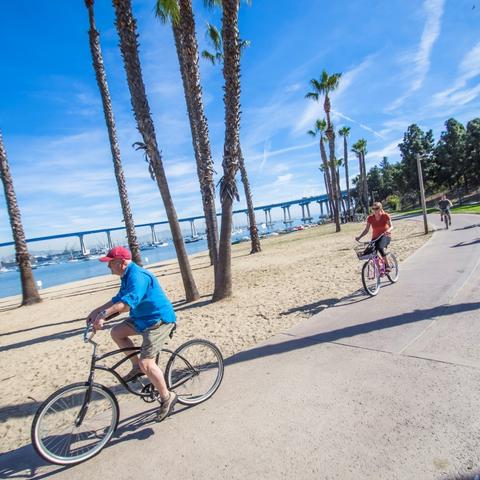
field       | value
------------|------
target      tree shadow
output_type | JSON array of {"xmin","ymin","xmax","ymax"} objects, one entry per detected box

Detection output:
[
  {"xmin": 280, "ymin": 288, "xmax": 380, "ymax": 317},
  {"xmin": 0, "ymin": 403, "xmax": 192, "ymax": 479},
  {"xmin": 0, "ymin": 317, "xmax": 85, "ymax": 339},
  {"xmin": 451, "ymin": 238, "xmax": 480, "ymax": 248},
  {"xmin": 453, "ymin": 223, "xmax": 480, "ymax": 231},
  {"xmin": 440, "ymin": 472, "xmax": 480, "ymax": 480},
  {"xmin": 225, "ymin": 301, "xmax": 480, "ymax": 367}
]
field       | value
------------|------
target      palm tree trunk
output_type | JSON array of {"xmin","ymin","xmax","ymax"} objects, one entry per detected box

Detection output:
[
  {"xmin": 343, "ymin": 136, "xmax": 351, "ymax": 220},
  {"xmin": 176, "ymin": 0, "xmax": 219, "ymax": 269},
  {"xmin": 0, "ymin": 132, "xmax": 41, "ymax": 306},
  {"xmin": 113, "ymin": 0, "xmax": 199, "ymax": 302},
  {"xmin": 213, "ymin": 0, "xmax": 241, "ymax": 301},
  {"xmin": 319, "ymin": 138, "xmax": 334, "ymax": 218},
  {"xmin": 337, "ymin": 165, "xmax": 346, "ymax": 221},
  {"xmin": 323, "ymin": 172, "xmax": 333, "ymax": 218},
  {"xmin": 86, "ymin": 0, "xmax": 141, "ymax": 266},
  {"xmin": 324, "ymin": 95, "xmax": 341, "ymax": 232},
  {"xmin": 239, "ymin": 147, "xmax": 261, "ymax": 253},
  {"xmin": 361, "ymin": 152, "xmax": 369, "ymax": 209}
]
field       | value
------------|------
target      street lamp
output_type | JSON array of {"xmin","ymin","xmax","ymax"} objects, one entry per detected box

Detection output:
[{"xmin": 416, "ymin": 153, "xmax": 429, "ymax": 234}]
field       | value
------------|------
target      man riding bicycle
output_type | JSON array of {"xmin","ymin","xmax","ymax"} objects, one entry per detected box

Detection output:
[
  {"xmin": 438, "ymin": 194, "xmax": 453, "ymax": 226},
  {"xmin": 87, "ymin": 246, "xmax": 177, "ymax": 422},
  {"xmin": 355, "ymin": 202, "xmax": 393, "ymax": 271}
]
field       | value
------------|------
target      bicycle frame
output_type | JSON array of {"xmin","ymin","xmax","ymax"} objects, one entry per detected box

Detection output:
[{"xmin": 75, "ymin": 332, "xmax": 197, "ymax": 427}]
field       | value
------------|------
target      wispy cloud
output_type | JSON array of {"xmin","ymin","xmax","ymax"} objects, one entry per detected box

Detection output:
[
  {"xmin": 387, "ymin": 0, "xmax": 445, "ymax": 111},
  {"xmin": 332, "ymin": 111, "xmax": 385, "ymax": 139},
  {"xmin": 432, "ymin": 41, "xmax": 480, "ymax": 107},
  {"xmin": 365, "ymin": 139, "xmax": 402, "ymax": 165}
]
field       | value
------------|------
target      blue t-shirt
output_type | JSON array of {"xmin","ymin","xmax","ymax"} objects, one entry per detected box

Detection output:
[{"xmin": 111, "ymin": 262, "xmax": 176, "ymax": 332}]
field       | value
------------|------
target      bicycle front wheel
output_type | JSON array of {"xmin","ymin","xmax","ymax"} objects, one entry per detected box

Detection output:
[
  {"xmin": 31, "ymin": 382, "xmax": 119, "ymax": 465},
  {"xmin": 385, "ymin": 253, "xmax": 399, "ymax": 283},
  {"xmin": 362, "ymin": 258, "xmax": 380, "ymax": 296},
  {"xmin": 165, "ymin": 339, "xmax": 224, "ymax": 406}
]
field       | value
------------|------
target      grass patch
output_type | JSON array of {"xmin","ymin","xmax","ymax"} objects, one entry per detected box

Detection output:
[
  {"xmin": 394, "ymin": 207, "xmax": 437, "ymax": 216},
  {"xmin": 451, "ymin": 204, "xmax": 480, "ymax": 214}
]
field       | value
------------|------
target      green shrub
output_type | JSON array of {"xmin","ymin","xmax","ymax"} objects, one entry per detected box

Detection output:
[{"xmin": 386, "ymin": 194, "xmax": 401, "ymax": 212}]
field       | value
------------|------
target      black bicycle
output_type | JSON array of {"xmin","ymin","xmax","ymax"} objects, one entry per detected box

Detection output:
[
  {"xmin": 31, "ymin": 320, "xmax": 224, "ymax": 465},
  {"xmin": 439, "ymin": 208, "xmax": 451, "ymax": 229}
]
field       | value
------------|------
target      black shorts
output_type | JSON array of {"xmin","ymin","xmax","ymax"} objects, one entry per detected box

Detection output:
[{"xmin": 374, "ymin": 235, "xmax": 390, "ymax": 256}]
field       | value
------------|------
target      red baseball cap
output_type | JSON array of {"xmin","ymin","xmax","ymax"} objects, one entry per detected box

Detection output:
[{"xmin": 99, "ymin": 246, "xmax": 132, "ymax": 262}]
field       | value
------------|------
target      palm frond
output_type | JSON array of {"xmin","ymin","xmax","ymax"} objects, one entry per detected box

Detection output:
[
  {"xmin": 305, "ymin": 92, "xmax": 319, "ymax": 101},
  {"xmin": 206, "ymin": 22, "xmax": 222, "ymax": 51},
  {"xmin": 133, "ymin": 141, "xmax": 156, "ymax": 181},
  {"xmin": 201, "ymin": 50, "xmax": 218, "ymax": 65},
  {"xmin": 203, "ymin": 0, "xmax": 222, "ymax": 9},
  {"xmin": 154, "ymin": 0, "xmax": 180, "ymax": 25},
  {"xmin": 307, "ymin": 129, "xmax": 316, "ymax": 137}
]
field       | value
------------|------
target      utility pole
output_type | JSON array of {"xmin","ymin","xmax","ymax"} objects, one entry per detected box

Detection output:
[{"xmin": 416, "ymin": 154, "xmax": 429, "ymax": 234}]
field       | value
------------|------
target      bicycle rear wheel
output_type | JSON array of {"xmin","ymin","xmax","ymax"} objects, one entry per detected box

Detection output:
[
  {"xmin": 385, "ymin": 253, "xmax": 399, "ymax": 283},
  {"xmin": 165, "ymin": 339, "xmax": 224, "ymax": 406},
  {"xmin": 31, "ymin": 382, "xmax": 119, "ymax": 465},
  {"xmin": 444, "ymin": 213, "xmax": 449, "ymax": 229},
  {"xmin": 362, "ymin": 258, "xmax": 380, "ymax": 296}
]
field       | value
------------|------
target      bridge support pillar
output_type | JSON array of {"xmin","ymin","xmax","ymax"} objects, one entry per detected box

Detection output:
[
  {"xmin": 190, "ymin": 220, "xmax": 197, "ymax": 238},
  {"xmin": 106, "ymin": 231, "xmax": 113, "ymax": 249},
  {"xmin": 79, "ymin": 235, "xmax": 87, "ymax": 256},
  {"xmin": 305, "ymin": 202, "xmax": 312, "ymax": 223},
  {"xmin": 282, "ymin": 206, "xmax": 293, "ymax": 228},
  {"xmin": 150, "ymin": 225, "xmax": 158, "ymax": 244}
]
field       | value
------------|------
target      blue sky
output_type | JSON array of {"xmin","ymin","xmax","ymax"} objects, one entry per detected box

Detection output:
[{"xmin": 0, "ymin": 0, "xmax": 479, "ymax": 250}]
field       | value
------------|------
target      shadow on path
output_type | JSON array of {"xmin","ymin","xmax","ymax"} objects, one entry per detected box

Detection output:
[
  {"xmin": 451, "ymin": 238, "xmax": 480, "ymax": 248},
  {"xmin": 225, "ymin": 302, "xmax": 480, "ymax": 367},
  {"xmin": 0, "ymin": 403, "xmax": 193, "ymax": 479}
]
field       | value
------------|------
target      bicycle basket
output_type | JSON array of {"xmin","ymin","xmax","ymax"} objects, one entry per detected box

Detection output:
[{"xmin": 354, "ymin": 244, "xmax": 373, "ymax": 260}]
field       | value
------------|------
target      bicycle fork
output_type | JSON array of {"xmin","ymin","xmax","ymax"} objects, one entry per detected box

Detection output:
[{"xmin": 75, "ymin": 349, "xmax": 98, "ymax": 427}]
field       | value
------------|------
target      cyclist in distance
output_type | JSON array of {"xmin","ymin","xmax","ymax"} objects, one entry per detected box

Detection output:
[
  {"xmin": 438, "ymin": 193, "xmax": 453, "ymax": 226},
  {"xmin": 355, "ymin": 201, "xmax": 393, "ymax": 271},
  {"xmin": 86, "ymin": 246, "xmax": 177, "ymax": 422}
]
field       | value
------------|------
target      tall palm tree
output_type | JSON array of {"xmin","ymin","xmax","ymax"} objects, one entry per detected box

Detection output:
[
  {"xmin": 112, "ymin": 0, "xmax": 199, "ymax": 302},
  {"xmin": 0, "ymin": 132, "xmax": 41, "ymax": 306},
  {"xmin": 338, "ymin": 126, "xmax": 351, "ymax": 220},
  {"xmin": 155, "ymin": 0, "xmax": 219, "ymax": 269},
  {"xmin": 306, "ymin": 70, "xmax": 342, "ymax": 232},
  {"xmin": 352, "ymin": 139, "xmax": 369, "ymax": 212},
  {"xmin": 202, "ymin": 22, "xmax": 260, "ymax": 254},
  {"xmin": 85, "ymin": 0, "xmax": 141, "ymax": 266},
  {"xmin": 308, "ymin": 119, "xmax": 334, "ymax": 218},
  {"xmin": 212, "ymin": 0, "xmax": 242, "ymax": 301}
]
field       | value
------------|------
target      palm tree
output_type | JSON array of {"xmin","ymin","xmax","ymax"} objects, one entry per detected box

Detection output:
[
  {"xmin": 212, "ymin": 0, "xmax": 242, "ymax": 301},
  {"xmin": 155, "ymin": 0, "xmax": 219, "ymax": 269},
  {"xmin": 112, "ymin": 0, "xmax": 199, "ymax": 302},
  {"xmin": 306, "ymin": 70, "xmax": 342, "ymax": 232},
  {"xmin": 338, "ymin": 126, "xmax": 351, "ymax": 220},
  {"xmin": 352, "ymin": 138, "xmax": 369, "ymax": 213},
  {"xmin": 0, "ymin": 132, "xmax": 41, "ymax": 306},
  {"xmin": 202, "ymin": 22, "xmax": 260, "ymax": 254},
  {"xmin": 84, "ymin": 0, "xmax": 141, "ymax": 266},
  {"xmin": 308, "ymin": 119, "xmax": 334, "ymax": 218}
]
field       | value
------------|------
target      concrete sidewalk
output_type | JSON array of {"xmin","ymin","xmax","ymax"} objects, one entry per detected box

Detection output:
[{"xmin": 2, "ymin": 214, "xmax": 480, "ymax": 480}]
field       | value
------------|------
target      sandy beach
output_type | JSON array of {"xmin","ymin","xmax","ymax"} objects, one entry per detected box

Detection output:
[{"xmin": 0, "ymin": 219, "xmax": 430, "ymax": 453}]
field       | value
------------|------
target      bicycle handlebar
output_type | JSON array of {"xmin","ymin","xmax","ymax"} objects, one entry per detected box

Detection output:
[
  {"xmin": 83, "ymin": 312, "xmax": 120, "ymax": 343},
  {"xmin": 356, "ymin": 232, "xmax": 386, "ymax": 245}
]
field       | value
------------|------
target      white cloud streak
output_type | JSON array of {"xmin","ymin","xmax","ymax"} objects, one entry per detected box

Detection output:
[{"xmin": 387, "ymin": 0, "xmax": 445, "ymax": 111}]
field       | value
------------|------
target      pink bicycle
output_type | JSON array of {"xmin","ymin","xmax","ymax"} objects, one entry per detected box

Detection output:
[{"xmin": 355, "ymin": 234, "xmax": 399, "ymax": 296}]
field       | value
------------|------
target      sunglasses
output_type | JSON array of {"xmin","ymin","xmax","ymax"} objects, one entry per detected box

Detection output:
[{"xmin": 372, "ymin": 207, "xmax": 380, "ymax": 211}]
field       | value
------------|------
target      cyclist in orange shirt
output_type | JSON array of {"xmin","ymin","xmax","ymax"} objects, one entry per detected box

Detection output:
[{"xmin": 355, "ymin": 202, "xmax": 393, "ymax": 270}]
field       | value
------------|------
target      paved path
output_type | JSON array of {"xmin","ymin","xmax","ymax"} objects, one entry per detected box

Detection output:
[{"xmin": 2, "ymin": 214, "xmax": 480, "ymax": 480}]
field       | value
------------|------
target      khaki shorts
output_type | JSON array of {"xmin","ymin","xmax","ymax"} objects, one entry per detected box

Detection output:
[{"xmin": 124, "ymin": 319, "xmax": 175, "ymax": 359}]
